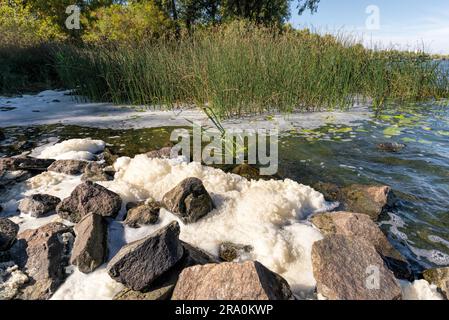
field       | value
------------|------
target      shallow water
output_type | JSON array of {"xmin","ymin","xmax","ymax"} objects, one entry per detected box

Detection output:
[{"xmin": 1, "ymin": 100, "xmax": 449, "ymax": 277}]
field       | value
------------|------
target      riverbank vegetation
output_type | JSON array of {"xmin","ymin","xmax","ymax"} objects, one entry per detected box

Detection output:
[{"xmin": 1, "ymin": 0, "xmax": 448, "ymax": 117}]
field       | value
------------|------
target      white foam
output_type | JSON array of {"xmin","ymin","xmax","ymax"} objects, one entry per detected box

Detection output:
[
  {"xmin": 36, "ymin": 138, "xmax": 105, "ymax": 160},
  {"xmin": 400, "ymin": 280, "xmax": 444, "ymax": 300}
]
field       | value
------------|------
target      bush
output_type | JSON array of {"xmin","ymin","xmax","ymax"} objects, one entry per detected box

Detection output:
[{"xmin": 82, "ymin": 1, "xmax": 175, "ymax": 44}]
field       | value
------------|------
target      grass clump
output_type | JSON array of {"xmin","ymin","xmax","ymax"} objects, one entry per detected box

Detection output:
[{"xmin": 55, "ymin": 22, "xmax": 449, "ymax": 118}]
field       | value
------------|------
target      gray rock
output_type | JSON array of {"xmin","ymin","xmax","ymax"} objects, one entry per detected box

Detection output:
[
  {"xmin": 162, "ymin": 177, "xmax": 214, "ymax": 223},
  {"xmin": 81, "ymin": 162, "xmax": 114, "ymax": 182},
  {"xmin": 107, "ymin": 221, "xmax": 184, "ymax": 291},
  {"xmin": 312, "ymin": 235, "xmax": 402, "ymax": 300},
  {"xmin": 47, "ymin": 160, "xmax": 88, "ymax": 175},
  {"xmin": 18, "ymin": 194, "xmax": 61, "ymax": 217},
  {"xmin": 423, "ymin": 267, "xmax": 449, "ymax": 299},
  {"xmin": 219, "ymin": 242, "xmax": 253, "ymax": 262},
  {"xmin": 124, "ymin": 201, "xmax": 160, "ymax": 228},
  {"xmin": 311, "ymin": 212, "xmax": 412, "ymax": 280},
  {"xmin": 97, "ymin": 148, "xmax": 118, "ymax": 166},
  {"xmin": 70, "ymin": 213, "xmax": 107, "ymax": 274},
  {"xmin": 0, "ymin": 157, "xmax": 55, "ymax": 172},
  {"xmin": 57, "ymin": 181, "xmax": 122, "ymax": 223},
  {"xmin": 0, "ymin": 218, "xmax": 19, "ymax": 251},
  {"xmin": 9, "ymin": 222, "xmax": 73, "ymax": 300},
  {"xmin": 313, "ymin": 182, "xmax": 395, "ymax": 221},
  {"xmin": 172, "ymin": 261, "xmax": 293, "ymax": 300},
  {"xmin": 114, "ymin": 241, "xmax": 218, "ymax": 300}
]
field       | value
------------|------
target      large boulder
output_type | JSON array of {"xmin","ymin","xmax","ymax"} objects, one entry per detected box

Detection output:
[
  {"xmin": 113, "ymin": 241, "xmax": 218, "ymax": 301},
  {"xmin": 18, "ymin": 194, "xmax": 61, "ymax": 218},
  {"xmin": 312, "ymin": 235, "xmax": 402, "ymax": 300},
  {"xmin": 107, "ymin": 221, "xmax": 184, "ymax": 291},
  {"xmin": 0, "ymin": 218, "xmax": 19, "ymax": 251},
  {"xmin": 124, "ymin": 201, "xmax": 160, "ymax": 228},
  {"xmin": 47, "ymin": 159, "xmax": 88, "ymax": 175},
  {"xmin": 162, "ymin": 177, "xmax": 214, "ymax": 224},
  {"xmin": 313, "ymin": 182, "xmax": 395, "ymax": 221},
  {"xmin": 56, "ymin": 181, "xmax": 122, "ymax": 223},
  {"xmin": 70, "ymin": 213, "xmax": 107, "ymax": 274},
  {"xmin": 9, "ymin": 222, "xmax": 73, "ymax": 300},
  {"xmin": 0, "ymin": 157, "xmax": 55, "ymax": 172},
  {"xmin": 423, "ymin": 267, "xmax": 449, "ymax": 299},
  {"xmin": 172, "ymin": 261, "xmax": 293, "ymax": 300},
  {"xmin": 311, "ymin": 212, "xmax": 411, "ymax": 280}
]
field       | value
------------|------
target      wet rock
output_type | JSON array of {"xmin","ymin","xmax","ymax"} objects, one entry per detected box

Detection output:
[
  {"xmin": 146, "ymin": 147, "xmax": 173, "ymax": 159},
  {"xmin": 162, "ymin": 177, "xmax": 214, "ymax": 224},
  {"xmin": 9, "ymin": 222, "xmax": 73, "ymax": 300},
  {"xmin": 0, "ymin": 261, "xmax": 29, "ymax": 300},
  {"xmin": 18, "ymin": 194, "xmax": 61, "ymax": 218},
  {"xmin": 0, "ymin": 251, "xmax": 10, "ymax": 263},
  {"xmin": 423, "ymin": 267, "xmax": 449, "ymax": 299},
  {"xmin": 125, "ymin": 201, "xmax": 144, "ymax": 212},
  {"xmin": 107, "ymin": 221, "xmax": 184, "ymax": 291},
  {"xmin": 113, "ymin": 286, "xmax": 174, "ymax": 300},
  {"xmin": 81, "ymin": 162, "xmax": 114, "ymax": 182},
  {"xmin": 47, "ymin": 159, "xmax": 88, "ymax": 175},
  {"xmin": 57, "ymin": 181, "xmax": 122, "ymax": 223},
  {"xmin": 70, "ymin": 213, "xmax": 107, "ymax": 274},
  {"xmin": 0, "ymin": 157, "xmax": 55, "ymax": 172},
  {"xmin": 0, "ymin": 170, "xmax": 34, "ymax": 189},
  {"xmin": 311, "ymin": 212, "xmax": 411, "ymax": 280},
  {"xmin": 172, "ymin": 261, "xmax": 293, "ymax": 300},
  {"xmin": 0, "ymin": 129, "xmax": 5, "ymax": 140},
  {"xmin": 0, "ymin": 218, "xmax": 19, "ymax": 251},
  {"xmin": 12, "ymin": 140, "xmax": 35, "ymax": 151},
  {"xmin": 219, "ymin": 242, "xmax": 253, "ymax": 262},
  {"xmin": 124, "ymin": 201, "xmax": 160, "ymax": 228},
  {"xmin": 313, "ymin": 182, "xmax": 395, "ymax": 221},
  {"xmin": 312, "ymin": 235, "xmax": 402, "ymax": 300},
  {"xmin": 377, "ymin": 142, "xmax": 406, "ymax": 153}
]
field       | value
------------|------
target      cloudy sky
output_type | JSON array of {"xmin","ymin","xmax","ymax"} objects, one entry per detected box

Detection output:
[{"xmin": 290, "ymin": 0, "xmax": 449, "ymax": 54}]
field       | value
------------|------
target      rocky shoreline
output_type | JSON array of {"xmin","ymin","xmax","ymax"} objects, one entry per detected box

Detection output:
[{"xmin": 0, "ymin": 140, "xmax": 448, "ymax": 300}]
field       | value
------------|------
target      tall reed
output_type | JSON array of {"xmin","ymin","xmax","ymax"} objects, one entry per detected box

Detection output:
[{"xmin": 54, "ymin": 22, "xmax": 449, "ymax": 118}]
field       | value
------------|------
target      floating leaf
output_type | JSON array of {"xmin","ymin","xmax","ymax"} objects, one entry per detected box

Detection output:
[
  {"xmin": 402, "ymin": 137, "xmax": 416, "ymax": 143},
  {"xmin": 334, "ymin": 127, "xmax": 353, "ymax": 133},
  {"xmin": 383, "ymin": 126, "xmax": 402, "ymax": 137},
  {"xmin": 437, "ymin": 130, "xmax": 449, "ymax": 136}
]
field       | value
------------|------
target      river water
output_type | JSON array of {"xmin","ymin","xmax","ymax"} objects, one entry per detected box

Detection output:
[{"xmin": 1, "ymin": 94, "xmax": 449, "ymax": 278}]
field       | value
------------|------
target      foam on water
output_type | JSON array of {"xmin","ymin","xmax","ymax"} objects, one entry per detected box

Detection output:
[
  {"xmin": 400, "ymin": 280, "xmax": 444, "ymax": 300},
  {"xmin": 2, "ymin": 138, "xmax": 441, "ymax": 300},
  {"xmin": 36, "ymin": 139, "xmax": 105, "ymax": 160}
]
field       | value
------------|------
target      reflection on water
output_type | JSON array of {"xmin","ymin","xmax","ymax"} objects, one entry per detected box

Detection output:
[{"xmin": 1, "ymin": 100, "xmax": 449, "ymax": 274}]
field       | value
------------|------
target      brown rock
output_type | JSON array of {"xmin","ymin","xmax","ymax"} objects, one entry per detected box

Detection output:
[
  {"xmin": 313, "ymin": 182, "xmax": 395, "ymax": 221},
  {"xmin": 70, "ymin": 213, "xmax": 107, "ymax": 273},
  {"xmin": 47, "ymin": 160, "xmax": 88, "ymax": 175},
  {"xmin": 311, "ymin": 212, "xmax": 411, "ymax": 280},
  {"xmin": 124, "ymin": 201, "xmax": 160, "ymax": 228},
  {"xmin": 81, "ymin": 162, "xmax": 114, "ymax": 182},
  {"xmin": 107, "ymin": 221, "xmax": 184, "ymax": 291},
  {"xmin": 56, "ymin": 181, "xmax": 122, "ymax": 223},
  {"xmin": 9, "ymin": 222, "xmax": 73, "ymax": 300},
  {"xmin": 146, "ymin": 147, "xmax": 173, "ymax": 159},
  {"xmin": 172, "ymin": 261, "xmax": 293, "ymax": 300},
  {"xmin": 162, "ymin": 177, "xmax": 214, "ymax": 224},
  {"xmin": 0, "ymin": 157, "xmax": 55, "ymax": 172},
  {"xmin": 423, "ymin": 267, "xmax": 449, "ymax": 299},
  {"xmin": 0, "ymin": 218, "xmax": 19, "ymax": 251},
  {"xmin": 230, "ymin": 164, "xmax": 260, "ymax": 180},
  {"xmin": 312, "ymin": 235, "xmax": 402, "ymax": 300}
]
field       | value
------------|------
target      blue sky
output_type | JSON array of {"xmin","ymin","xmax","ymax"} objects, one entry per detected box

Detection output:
[{"xmin": 289, "ymin": 0, "xmax": 449, "ymax": 54}]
